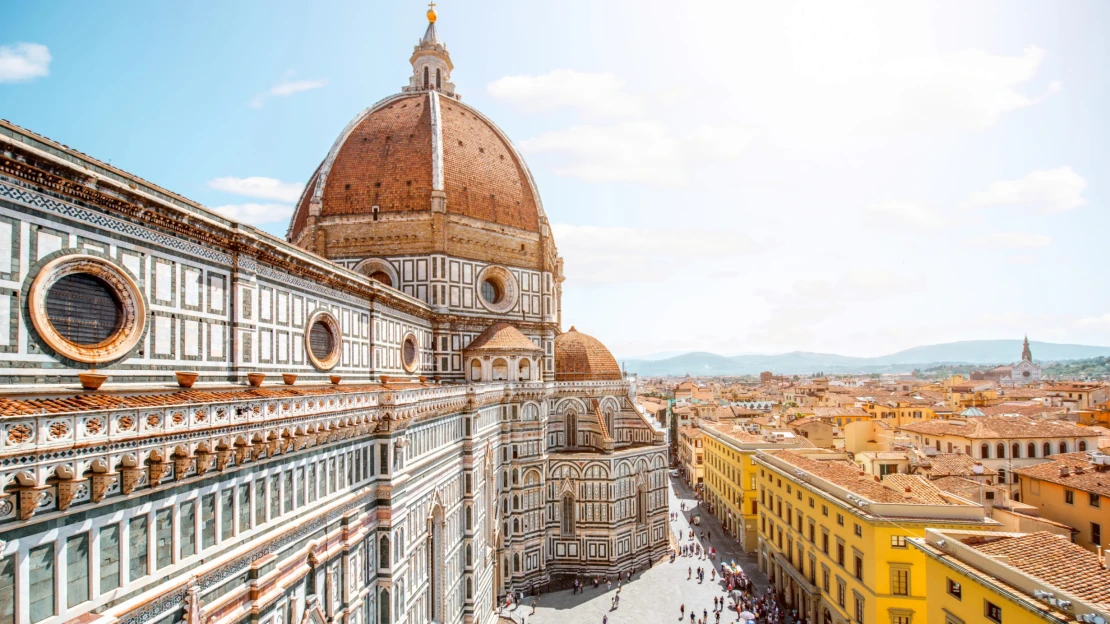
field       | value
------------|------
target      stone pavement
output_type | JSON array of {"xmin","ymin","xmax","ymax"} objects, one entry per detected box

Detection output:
[{"xmin": 505, "ymin": 475, "xmax": 771, "ymax": 624}]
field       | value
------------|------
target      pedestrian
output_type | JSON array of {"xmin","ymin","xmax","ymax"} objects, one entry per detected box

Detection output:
[
  {"xmin": 603, "ymin": 616, "xmax": 607, "ymax": 624},
  {"xmin": 607, "ymin": 579, "xmax": 612, "ymax": 590},
  {"xmin": 681, "ymin": 604, "xmax": 685, "ymax": 617},
  {"xmin": 688, "ymin": 567, "xmax": 692, "ymax": 580},
  {"xmin": 531, "ymin": 599, "xmax": 536, "ymax": 615}
]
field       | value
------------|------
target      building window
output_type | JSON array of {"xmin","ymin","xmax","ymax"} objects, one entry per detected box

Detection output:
[
  {"xmin": 836, "ymin": 578, "xmax": 846, "ymax": 607},
  {"xmin": 238, "ymin": 486, "xmax": 251, "ymax": 533},
  {"xmin": 1065, "ymin": 489, "xmax": 1075, "ymax": 505},
  {"xmin": 220, "ymin": 489, "xmax": 234, "ymax": 541},
  {"xmin": 854, "ymin": 555, "xmax": 863, "ymax": 580},
  {"xmin": 401, "ymin": 333, "xmax": 419, "ymax": 373},
  {"xmin": 1080, "ymin": 440, "xmax": 1088, "ymax": 452},
  {"xmin": 254, "ymin": 479, "xmax": 266, "ymax": 525},
  {"xmin": 202, "ymin": 493, "xmax": 217, "ymax": 548},
  {"xmin": 29, "ymin": 255, "xmax": 146, "ymax": 364},
  {"xmin": 1043, "ymin": 442, "xmax": 1051, "ymax": 457},
  {"xmin": 305, "ymin": 310, "xmax": 342, "ymax": 371},
  {"xmin": 180, "ymin": 501, "xmax": 196, "ymax": 558},
  {"xmin": 28, "ymin": 543, "xmax": 55, "ymax": 623},
  {"xmin": 1027, "ymin": 442, "xmax": 1036, "ymax": 458},
  {"xmin": 1093, "ymin": 522, "xmax": 1102, "ymax": 546},
  {"xmin": 837, "ymin": 542, "xmax": 845, "ymax": 566},
  {"xmin": 854, "ymin": 523, "xmax": 862, "ymax": 537},
  {"xmin": 855, "ymin": 595, "xmax": 864, "ymax": 623},
  {"xmin": 0, "ymin": 554, "xmax": 14, "ymax": 624},
  {"xmin": 129, "ymin": 515, "xmax": 149, "ymax": 581},
  {"xmin": 981, "ymin": 443, "xmax": 990, "ymax": 458},
  {"xmin": 99, "ymin": 524, "xmax": 121, "ymax": 593},
  {"xmin": 947, "ymin": 578, "xmax": 962, "ymax": 599},
  {"xmin": 891, "ymin": 535, "xmax": 907, "ymax": 548},
  {"xmin": 837, "ymin": 513, "xmax": 844, "ymax": 526},
  {"xmin": 1091, "ymin": 493, "xmax": 1101, "ymax": 508},
  {"xmin": 156, "ymin": 508, "xmax": 173, "ymax": 569},
  {"xmin": 66, "ymin": 533, "xmax": 90, "ymax": 608},
  {"xmin": 985, "ymin": 600, "xmax": 1002, "ymax": 623},
  {"xmin": 891, "ymin": 568, "xmax": 909, "ymax": 595}
]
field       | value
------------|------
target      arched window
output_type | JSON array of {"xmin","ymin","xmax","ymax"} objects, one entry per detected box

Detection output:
[
  {"xmin": 492, "ymin": 358, "xmax": 508, "ymax": 381},
  {"xmin": 380, "ymin": 588, "xmax": 391, "ymax": 624},
  {"xmin": 513, "ymin": 518, "xmax": 519, "ymax": 533},
  {"xmin": 470, "ymin": 359, "xmax": 482, "ymax": 382},
  {"xmin": 1060, "ymin": 441, "xmax": 1069, "ymax": 454},
  {"xmin": 513, "ymin": 553, "xmax": 521, "ymax": 572},
  {"xmin": 465, "ymin": 506, "xmax": 472, "ymax": 530},
  {"xmin": 637, "ymin": 488, "xmax": 648, "ymax": 524},
  {"xmin": 513, "ymin": 495, "xmax": 520, "ymax": 510},
  {"xmin": 423, "ymin": 66, "xmax": 429, "ymax": 89},
  {"xmin": 566, "ymin": 411, "xmax": 577, "ymax": 448},
  {"xmin": 561, "ymin": 494, "xmax": 575, "ymax": 535},
  {"xmin": 518, "ymin": 358, "xmax": 531, "ymax": 381},
  {"xmin": 980, "ymin": 443, "xmax": 990, "ymax": 459},
  {"xmin": 996, "ymin": 443, "xmax": 1006, "ymax": 459},
  {"xmin": 1080, "ymin": 440, "xmax": 1088, "ymax": 452},
  {"xmin": 1043, "ymin": 442, "xmax": 1052, "ymax": 457},
  {"xmin": 1012, "ymin": 443, "xmax": 1021, "ymax": 459},
  {"xmin": 369, "ymin": 271, "xmax": 392, "ymax": 287},
  {"xmin": 1027, "ymin": 442, "xmax": 1037, "ymax": 458},
  {"xmin": 379, "ymin": 535, "xmax": 390, "ymax": 569},
  {"xmin": 436, "ymin": 68, "xmax": 442, "ymax": 89}
]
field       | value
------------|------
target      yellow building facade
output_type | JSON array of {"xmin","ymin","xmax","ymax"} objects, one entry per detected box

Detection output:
[
  {"xmin": 755, "ymin": 449, "xmax": 1000, "ymax": 624},
  {"xmin": 702, "ymin": 422, "xmax": 813, "ymax": 552},
  {"xmin": 913, "ymin": 528, "xmax": 1109, "ymax": 624}
]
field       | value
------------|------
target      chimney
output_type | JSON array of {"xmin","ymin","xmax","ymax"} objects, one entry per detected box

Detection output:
[{"xmin": 1060, "ymin": 465, "xmax": 1070, "ymax": 477}]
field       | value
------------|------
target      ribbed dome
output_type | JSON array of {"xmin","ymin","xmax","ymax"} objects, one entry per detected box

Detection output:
[
  {"xmin": 287, "ymin": 91, "xmax": 543, "ymax": 242},
  {"xmin": 554, "ymin": 327, "xmax": 622, "ymax": 382}
]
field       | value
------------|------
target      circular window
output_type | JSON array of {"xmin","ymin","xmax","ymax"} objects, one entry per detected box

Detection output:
[
  {"xmin": 28, "ymin": 255, "xmax": 146, "ymax": 364},
  {"xmin": 474, "ymin": 265, "xmax": 518, "ymax": 314},
  {"xmin": 401, "ymin": 333, "xmax": 419, "ymax": 373},
  {"xmin": 304, "ymin": 310, "xmax": 341, "ymax": 370},
  {"xmin": 481, "ymin": 279, "xmax": 502, "ymax": 305}
]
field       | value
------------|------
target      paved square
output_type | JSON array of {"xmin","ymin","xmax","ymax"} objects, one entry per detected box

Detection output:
[{"xmin": 503, "ymin": 478, "xmax": 770, "ymax": 624}]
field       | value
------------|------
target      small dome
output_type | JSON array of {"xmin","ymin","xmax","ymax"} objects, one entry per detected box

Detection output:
[
  {"xmin": 554, "ymin": 326, "xmax": 622, "ymax": 382},
  {"xmin": 464, "ymin": 322, "xmax": 542, "ymax": 353}
]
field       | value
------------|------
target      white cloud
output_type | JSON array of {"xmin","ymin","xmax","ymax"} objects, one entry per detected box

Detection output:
[
  {"xmin": 761, "ymin": 269, "xmax": 922, "ymax": 305},
  {"xmin": 0, "ymin": 43, "xmax": 51, "ymax": 83},
  {"xmin": 210, "ymin": 203, "xmax": 294, "ymax": 226},
  {"xmin": 486, "ymin": 69, "xmax": 643, "ymax": 117},
  {"xmin": 967, "ymin": 166, "xmax": 1087, "ymax": 213},
  {"xmin": 974, "ymin": 232, "xmax": 1052, "ymax": 248},
  {"xmin": 1075, "ymin": 315, "xmax": 1110, "ymax": 330},
  {"xmin": 553, "ymin": 223, "xmax": 757, "ymax": 283},
  {"xmin": 863, "ymin": 200, "xmax": 945, "ymax": 229},
  {"xmin": 521, "ymin": 121, "xmax": 687, "ymax": 184},
  {"xmin": 249, "ymin": 78, "xmax": 327, "ymax": 108},
  {"xmin": 207, "ymin": 176, "xmax": 304, "ymax": 203},
  {"xmin": 872, "ymin": 45, "xmax": 1057, "ymax": 131}
]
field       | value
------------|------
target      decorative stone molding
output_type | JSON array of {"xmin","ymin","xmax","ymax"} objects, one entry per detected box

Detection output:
[{"xmin": 27, "ymin": 253, "xmax": 147, "ymax": 364}]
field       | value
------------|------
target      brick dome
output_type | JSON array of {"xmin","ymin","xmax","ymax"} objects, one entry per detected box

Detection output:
[
  {"xmin": 287, "ymin": 91, "xmax": 544, "ymax": 242},
  {"xmin": 554, "ymin": 327, "xmax": 622, "ymax": 382}
]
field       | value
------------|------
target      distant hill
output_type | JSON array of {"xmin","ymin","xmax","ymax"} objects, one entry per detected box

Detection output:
[{"xmin": 620, "ymin": 340, "xmax": 1110, "ymax": 377}]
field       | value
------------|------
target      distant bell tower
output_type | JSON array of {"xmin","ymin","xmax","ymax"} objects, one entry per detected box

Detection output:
[
  {"xmin": 403, "ymin": 2, "xmax": 458, "ymax": 99},
  {"xmin": 1021, "ymin": 335, "xmax": 1032, "ymax": 362}
]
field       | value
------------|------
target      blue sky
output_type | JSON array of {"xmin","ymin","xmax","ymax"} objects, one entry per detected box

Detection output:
[{"xmin": 3, "ymin": 0, "xmax": 1109, "ymax": 358}]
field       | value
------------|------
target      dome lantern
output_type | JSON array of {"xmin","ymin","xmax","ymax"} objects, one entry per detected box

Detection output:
[{"xmin": 404, "ymin": 3, "xmax": 457, "ymax": 98}]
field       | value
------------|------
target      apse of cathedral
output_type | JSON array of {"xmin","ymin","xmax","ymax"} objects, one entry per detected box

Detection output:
[{"xmin": 0, "ymin": 9, "xmax": 667, "ymax": 624}]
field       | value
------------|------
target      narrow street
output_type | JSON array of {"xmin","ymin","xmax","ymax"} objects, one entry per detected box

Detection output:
[{"xmin": 507, "ymin": 475, "xmax": 771, "ymax": 624}]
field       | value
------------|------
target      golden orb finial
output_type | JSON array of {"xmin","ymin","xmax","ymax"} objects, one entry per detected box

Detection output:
[{"xmin": 427, "ymin": 1, "xmax": 437, "ymax": 23}]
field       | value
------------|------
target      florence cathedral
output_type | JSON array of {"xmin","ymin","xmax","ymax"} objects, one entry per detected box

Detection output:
[{"xmin": 0, "ymin": 8, "xmax": 668, "ymax": 624}]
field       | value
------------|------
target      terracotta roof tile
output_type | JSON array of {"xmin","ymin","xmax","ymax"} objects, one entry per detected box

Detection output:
[
  {"xmin": 899, "ymin": 416, "xmax": 1096, "ymax": 440},
  {"xmin": 1013, "ymin": 451, "xmax": 1110, "ymax": 498},
  {"xmin": 966, "ymin": 532, "xmax": 1110, "ymax": 607},
  {"xmin": 463, "ymin": 322, "xmax": 542, "ymax": 352}
]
